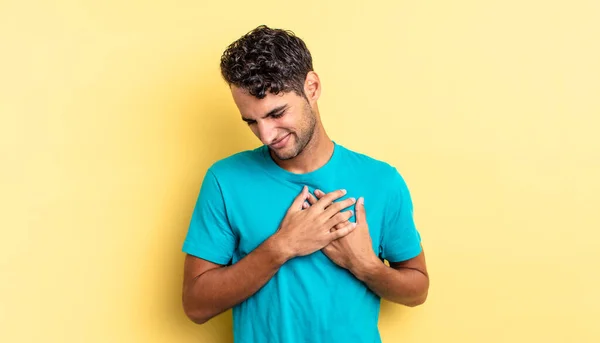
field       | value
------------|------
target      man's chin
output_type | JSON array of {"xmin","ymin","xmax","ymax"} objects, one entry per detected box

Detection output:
[
  {"xmin": 270, "ymin": 146, "xmax": 299, "ymax": 161},
  {"xmin": 272, "ymin": 151, "xmax": 295, "ymax": 161}
]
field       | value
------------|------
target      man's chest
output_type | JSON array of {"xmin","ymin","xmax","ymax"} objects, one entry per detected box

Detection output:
[{"xmin": 223, "ymin": 182, "xmax": 388, "ymax": 260}]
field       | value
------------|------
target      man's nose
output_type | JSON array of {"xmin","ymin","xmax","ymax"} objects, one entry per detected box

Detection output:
[{"xmin": 257, "ymin": 121, "xmax": 277, "ymax": 145}]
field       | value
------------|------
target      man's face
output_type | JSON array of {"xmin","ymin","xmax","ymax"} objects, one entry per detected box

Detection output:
[{"xmin": 231, "ymin": 86, "xmax": 316, "ymax": 160}]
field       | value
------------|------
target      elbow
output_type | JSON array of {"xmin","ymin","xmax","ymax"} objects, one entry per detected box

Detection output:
[
  {"xmin": 404, "ymin": 287, "xmax": 428, "ymax": 307},
  {"xmin": 184, "ymin": 307, "xmax": 212, "ymax": 325},
  {"xmin": 405, "ymin": 274, "xmax": 429, "ymax": 307},
  {"xmin": 405, "ymin": 292, "xmax": 428, "ymax": 307},
  {"xmin": 185, "ymin": 311, "xmax": 210, "ymax": 325},
  {"xmin": 183, "ymin": 301, "xmax": 213, "ymax": 325}
]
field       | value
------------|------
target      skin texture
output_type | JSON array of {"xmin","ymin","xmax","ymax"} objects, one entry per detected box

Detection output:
[{"xmin": 183, "ymin": 71, "xmax": 429, "ymax": 324}]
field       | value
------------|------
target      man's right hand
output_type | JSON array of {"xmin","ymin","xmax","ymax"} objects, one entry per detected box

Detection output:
[{"xmin": 272, "ymin": 186, "xmax": 357, "ymax": 259}]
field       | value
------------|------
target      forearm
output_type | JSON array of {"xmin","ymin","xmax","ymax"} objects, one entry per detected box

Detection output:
[
  {"xmin": 183, "ymin": 235, "xmax": 289, "ymax": 324},
  {"xmin": 351, "ymin": 259, "xmax": 429, "ymax": 307}
]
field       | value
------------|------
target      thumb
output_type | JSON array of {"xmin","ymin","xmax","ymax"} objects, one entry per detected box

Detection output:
[
  {"xmin": 290, "ymin": 185, "xmax": 309, "ymax": 212},
  {"xmin": 355, "ymin": 197, "xmax": 366, "ymax": 224}
]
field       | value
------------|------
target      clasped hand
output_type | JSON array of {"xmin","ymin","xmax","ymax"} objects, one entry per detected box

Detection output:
[{"xmin": 275, "ymin": 186, "xmax": 378, "ymax": 273}]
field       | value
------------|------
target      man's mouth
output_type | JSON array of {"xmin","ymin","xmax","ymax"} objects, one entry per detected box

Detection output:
[{"xmin": 270, "ymin": 133, "xmax": 291, "ymax": 149}]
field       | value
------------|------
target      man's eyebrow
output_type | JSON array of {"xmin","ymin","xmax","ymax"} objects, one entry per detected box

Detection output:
[{"xmin": 241, "ymin": 104, "xmax": 288, "ymax": 122}]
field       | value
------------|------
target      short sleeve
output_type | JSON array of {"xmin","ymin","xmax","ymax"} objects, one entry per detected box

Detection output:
[
  {"xmin": 182, "ymin": 168, "xmax": 237, "ymax": 265},
  {"xmin": 380, "ymin": 168, "xmax": 422, "ymax": 262}
]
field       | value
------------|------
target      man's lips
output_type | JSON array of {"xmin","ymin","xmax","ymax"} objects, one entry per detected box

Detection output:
[{"xmin": 270, "ymin": 133, "xmax": 291, "ymax": 149}]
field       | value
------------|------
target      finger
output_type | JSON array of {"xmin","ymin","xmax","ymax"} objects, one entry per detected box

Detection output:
[
  {"xmin": 326, "ymin": 210, "xmax": 353, "ymax": 229},
  {"xmin": 314, "ymin": 189, "xmax": 325, "ymax": 198},
  {"xmin": 302, "ymin": 201, "xmax": 309, "ymax": 209},
  {"xmin": 307, "ymin": 192, "xmax": 318, "ymax": 205},
  {"xmin": 355, "ymin": 197, "xmax": 366, "ymax": 224},
  {"xmin": 315, "ymin": 189, "xmax": 347, "ymax": 210},
  {"xmin": 324, "ymin": 197, "xmax": 356, "ymax": 218},
  {"xmin": 315, "ymin": 189, "xmax": 337, "ymax": 211},
  {"xmin": 290, "ymin": 185, "xmax": 309, "ymax": 212},
  {"xmin": 330, "ymin": 220, "xmax": 350, "ymax": 232},
  {"xmin": 331, "ymin": 222, "xmax": 357, "ymax": 240}
]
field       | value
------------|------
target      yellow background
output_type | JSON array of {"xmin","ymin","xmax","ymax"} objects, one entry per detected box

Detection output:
[{"xmin": 2, "ymin": 0, "xmax": 599, "ymax": 342}]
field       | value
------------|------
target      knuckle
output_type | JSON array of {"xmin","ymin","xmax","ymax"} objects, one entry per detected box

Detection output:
[
  {"xmin": 326, "ymin": 192, "xmax": 337, "ymax": 201},
  {"xmin": 318, "ymin": 215, "xmax": 329, "ymax": 225}
]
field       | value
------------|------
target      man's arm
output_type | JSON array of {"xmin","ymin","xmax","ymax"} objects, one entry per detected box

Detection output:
[
  {"xmin": 182, "ymin": 187, "xmax": 358, "ymax": 324},
  {"xmin": 182, "ymin": 236, "xmax": 288, "ymax": 324},
  {"xmin": 350, "ymin": 248, "xmax": 429, "ymax": 307}
]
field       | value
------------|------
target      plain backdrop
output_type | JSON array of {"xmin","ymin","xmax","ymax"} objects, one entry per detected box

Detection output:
[{"xmin": 1, "ymin": 0, "xmax": 599, "ymax": 342}]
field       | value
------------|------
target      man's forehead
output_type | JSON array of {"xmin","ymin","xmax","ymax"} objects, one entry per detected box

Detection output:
[
  {"xmin": 230, "ymin": 85, "xmax": 288, "ymax": 98},
  {"xmin": 231, "ymin": 87, "xmax": 290, "ymax": 117},
  {"xmin": 230, "ymin": 85, "xmax": 249, "ymax": 97}
]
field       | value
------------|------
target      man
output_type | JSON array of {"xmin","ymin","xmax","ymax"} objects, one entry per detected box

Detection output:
[{"xmin": 182, "ymin": 25, "xmax": 429, "ymax": 343}]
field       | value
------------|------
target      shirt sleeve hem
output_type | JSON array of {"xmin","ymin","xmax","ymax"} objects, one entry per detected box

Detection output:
[
  {"xmin": 182, "ymin": 241, "xmax": 231, "ymax": 265},
  {"xmin": 384, "ymin": 244, "xmax": 423, "ymax": 263}
]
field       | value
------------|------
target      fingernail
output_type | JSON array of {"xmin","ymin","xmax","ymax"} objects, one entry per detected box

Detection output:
[
  {"xmin": 342, "ymin": 189, "xmax": 347, "ymax": 194},
  {"xmin": 358, "ymin": 197, "xmax": 364, "ymax": 205},
  {"xmin": 350, "ymin": 197, "xmax": 356, "ymax": 202}
]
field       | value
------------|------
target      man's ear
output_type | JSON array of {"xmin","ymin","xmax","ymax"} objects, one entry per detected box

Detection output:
[{"xmin": 304, "ymin": 71, "xmax": 321, "ymax": 103}]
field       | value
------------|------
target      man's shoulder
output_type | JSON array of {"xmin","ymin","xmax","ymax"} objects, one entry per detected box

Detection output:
[
  {"xmin": 208, "ymin": 145, "xmax": 265, "ymax": 177},
  {"xmin": 339, "ymin": 143, "xmax": 412, "ymax": 198},
  {"xmin": 337, "ymin": 143, "xmax": 400, "ymax": 177}
]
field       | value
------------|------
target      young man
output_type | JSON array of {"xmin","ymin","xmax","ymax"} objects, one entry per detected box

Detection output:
[{"xmin": 181, "ymin": 25, "xmax": 429, "ymax": 343}]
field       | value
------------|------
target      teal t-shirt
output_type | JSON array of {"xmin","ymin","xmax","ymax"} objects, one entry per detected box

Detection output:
[{"xmin": 182, "ymin": 142, "xmax": 422, "ymax": 343}]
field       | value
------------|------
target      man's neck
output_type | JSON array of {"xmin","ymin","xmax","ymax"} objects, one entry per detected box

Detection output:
[{"xmin": 270, "ymin": 128, "xmax": 333, "ymax": 175}]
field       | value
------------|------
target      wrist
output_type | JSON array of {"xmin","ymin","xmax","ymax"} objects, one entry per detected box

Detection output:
[
  {"xmin": 266, "ymin": 231, "xmax": 295, "ymax": 264},
  {"xmin": 350, "ymin": 254, "xmax": 383, "ymax": 282}
]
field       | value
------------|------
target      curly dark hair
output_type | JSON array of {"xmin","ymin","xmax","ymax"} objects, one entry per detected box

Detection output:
[{"xmin": 220, "ymin": 25, "xmax": 314, "ymax": 99}]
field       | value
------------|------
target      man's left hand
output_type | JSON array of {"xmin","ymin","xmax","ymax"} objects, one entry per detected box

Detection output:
[{"xmin": 305, "ymin": 190, "xmax": 380, "ymax": 273}]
